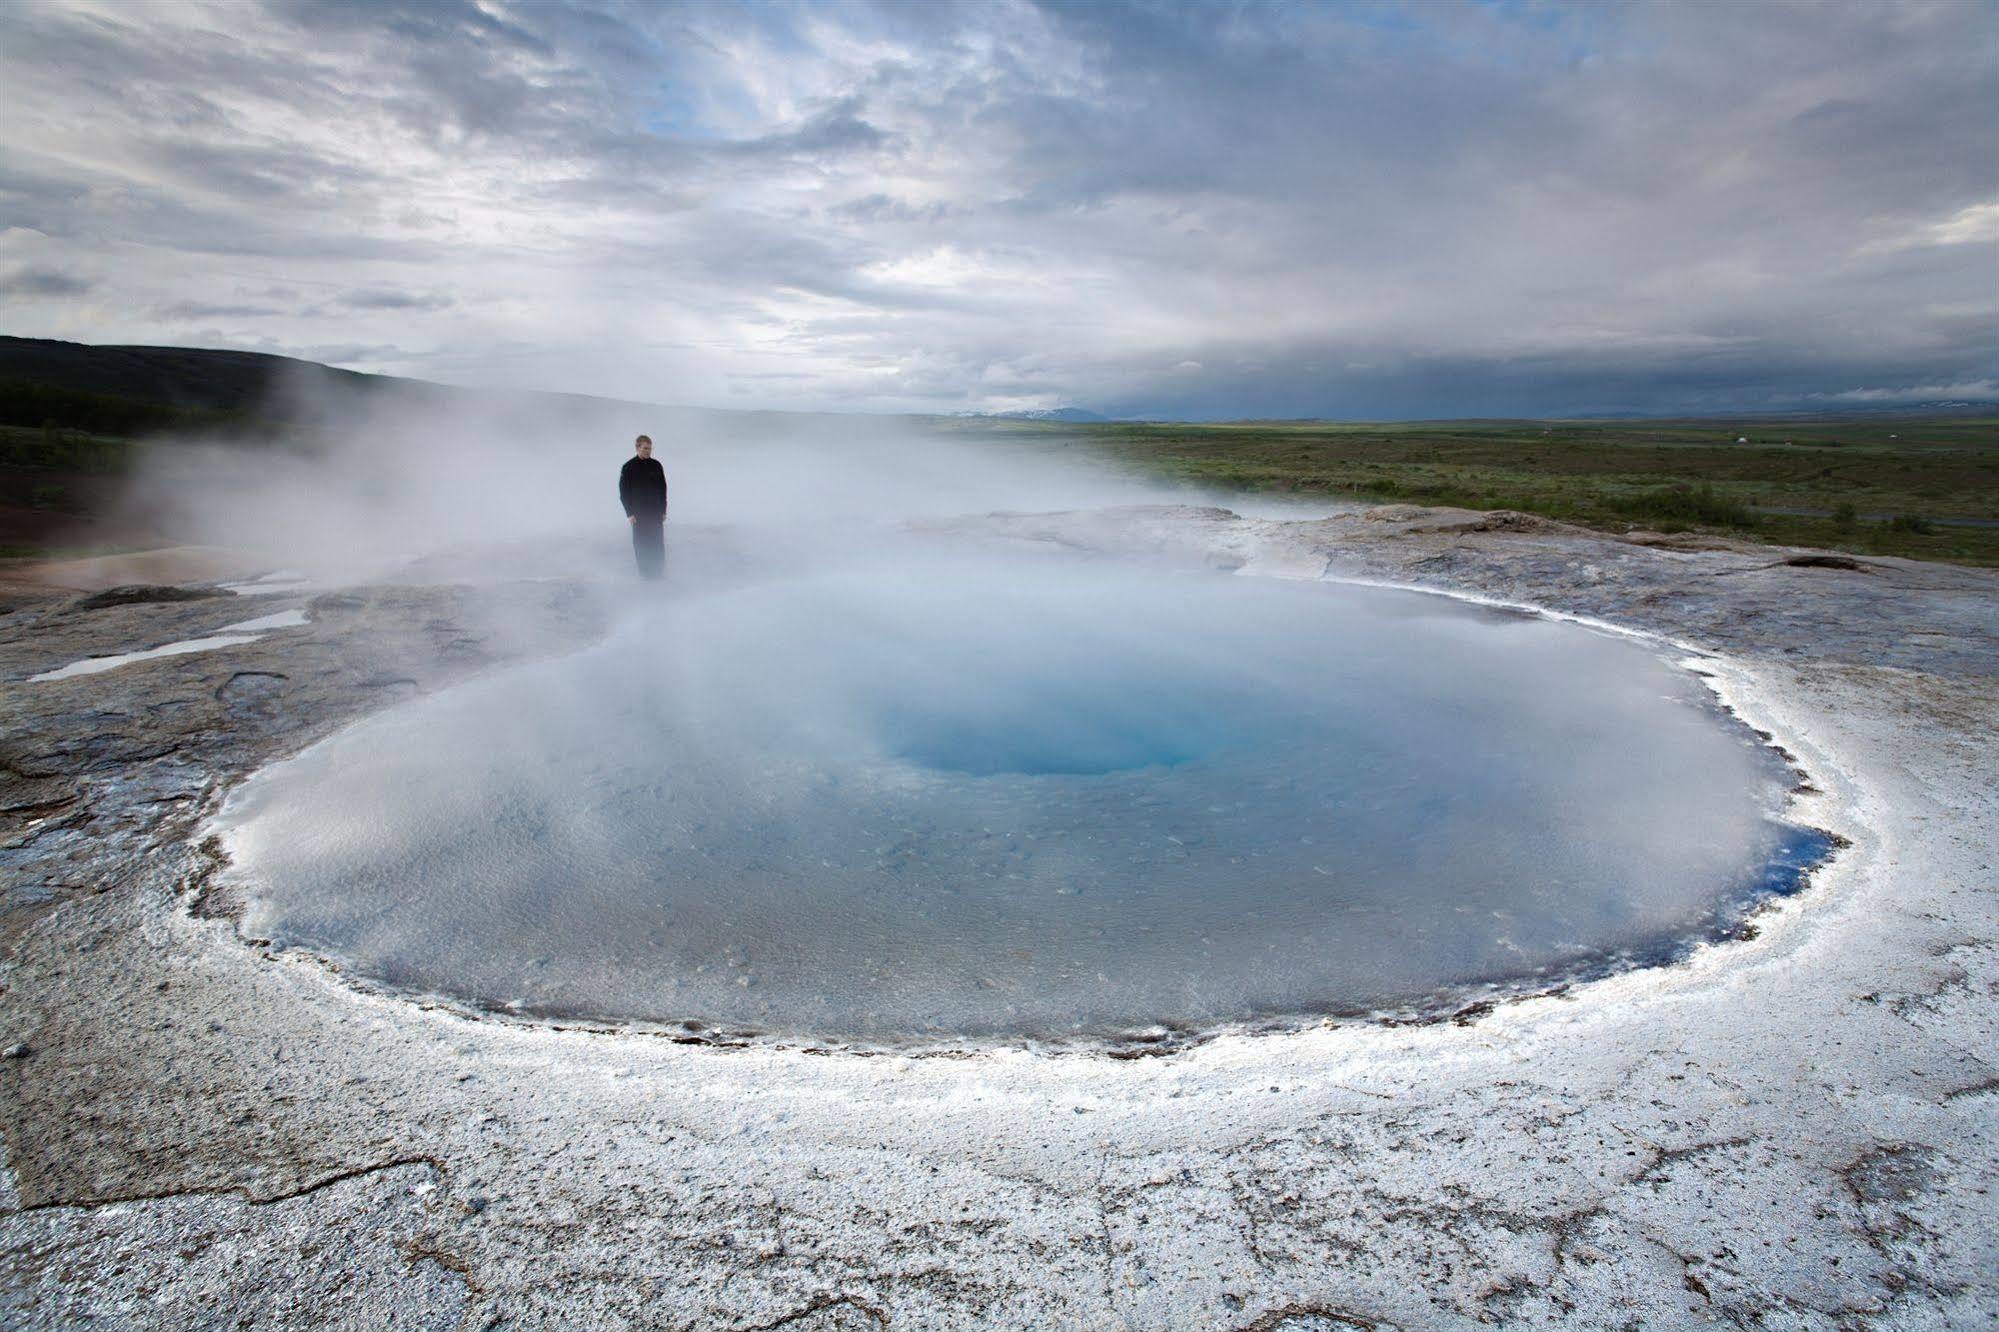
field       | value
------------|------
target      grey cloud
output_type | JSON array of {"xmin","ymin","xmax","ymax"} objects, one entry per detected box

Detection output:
[
  {"xmin": 217, "ymin": 333, "xmax": 409, "ymax": 368},
  {"xmin": 145, "ymin": 138, "xmax": 388, "ymax": 203},
  {"xmin": 0, "ymin": 0, "xmax": 1990, "ymax": 416},
  {"xmin": 0, "ymin": 265, "xmax": 93, "ymax": 298},
  {"xmin": 720, "ymin": 98, "xmax": 892, "ymax": 160},
  {"xmin": 335, "ymin": 288, "xmax": 457, "ymax": 312},
  {"xmin": 0, "ymin": 6, "xmax": 343, "ymax": 124},
  {"xmin": 278, "ymin": 0, "xmax": 553, "ymax": 59},
  {"xmin": 289, "ymin": 341, "xmax": 409, "ymax": 366},
  {"xmin": 0, "ymin": 147, "xmax": 446, "ymax": 263},
  {"xmin": 156, "ymin": 300, "xmax": 287, "ymax": 319},
  {"xmin": 830, "ymin": 194, "xmax": 962, "ymax": 225},
  {"xmin": 0, "ymin": 155, "xmax": 94, "ymax": 229},
  {"xmin": 62, "ymin": 186, "xmax": 444, "ymax": 263}
]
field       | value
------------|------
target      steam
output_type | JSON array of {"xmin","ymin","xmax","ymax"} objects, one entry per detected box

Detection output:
[
  {"xmin": 136, "ymin": 365, "xmax": 1822, "ymax": 1044},
  {"xmin": 115, "ymin": 368, "xmax": 1165, "ymax": 585}
]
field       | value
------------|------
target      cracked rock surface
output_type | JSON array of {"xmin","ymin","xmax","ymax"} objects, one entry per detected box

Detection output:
[{"xmin": 1, "ymin": 505, "xmax": 1995, "ymax": 1329}]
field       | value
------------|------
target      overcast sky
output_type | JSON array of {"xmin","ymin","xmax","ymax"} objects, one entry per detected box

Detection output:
[{"xmin": 0, "ymin": 0, "xmax": 1993, "ymax": 418}]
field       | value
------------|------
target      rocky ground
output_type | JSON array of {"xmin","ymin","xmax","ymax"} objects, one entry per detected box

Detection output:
[{"xmin": 0, "ymin": 505, "xmax": 1994, "ymax": 1329}]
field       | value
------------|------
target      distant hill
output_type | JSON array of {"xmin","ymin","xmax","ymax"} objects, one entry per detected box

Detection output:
[
  {"xmin": 0, "ymin": 336, "xmax": 881, "ymax": 440},
  {"xmin": 0, "ymin": 335, "xmax": 400, "ymax": 411},
  {"xmin": 0, "ymin": 335, "xmax": 453, "ymax": 434}
]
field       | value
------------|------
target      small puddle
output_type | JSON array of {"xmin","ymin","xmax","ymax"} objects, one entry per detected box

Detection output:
[
  {"xmin": 31, "ymin": 609, "xmax": 309, "ymax": 682},
  {"xmin": 218, "ymin": 571, "xmax": 315, "ymax": 597}
]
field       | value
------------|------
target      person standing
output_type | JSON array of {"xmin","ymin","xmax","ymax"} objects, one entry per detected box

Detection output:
[{"xmin": 618, "ymin": 434, "xmax": 669, "ymax": 579}]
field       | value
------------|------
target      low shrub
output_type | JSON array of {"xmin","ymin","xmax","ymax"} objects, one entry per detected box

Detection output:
[{"xmin": 1605, "ymin": 484, "xmax": 1758, "ymax": 528}]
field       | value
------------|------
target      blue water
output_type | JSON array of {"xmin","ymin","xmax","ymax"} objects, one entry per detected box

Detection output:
[{"xmin": 215, "ymin": 552, "xmax": 1824, "ymax": 1045}]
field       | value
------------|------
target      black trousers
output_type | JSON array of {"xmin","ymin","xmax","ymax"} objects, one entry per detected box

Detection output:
[{"xmin": 631, "ymin": 518, "xmax": 665, "ymax": 579}]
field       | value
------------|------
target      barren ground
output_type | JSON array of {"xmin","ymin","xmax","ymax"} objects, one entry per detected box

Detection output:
[{"xmin": 1, "ymin": 504, "xmax": 1994, "ymax": 1329}]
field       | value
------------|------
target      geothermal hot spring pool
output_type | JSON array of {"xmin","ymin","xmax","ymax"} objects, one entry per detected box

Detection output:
[{"xmin": 214, "ymin": 553, "xmax": 1828, "ymax": 1046}]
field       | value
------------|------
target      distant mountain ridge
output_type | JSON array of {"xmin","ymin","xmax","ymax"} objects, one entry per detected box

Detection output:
[
  {"xmin": 3, "ymin": 336, "xmax": 1985, "ymax": 435},
  {"xmin": 953, "ymin": 406, "xmax": 1109, "ymax": 423}
]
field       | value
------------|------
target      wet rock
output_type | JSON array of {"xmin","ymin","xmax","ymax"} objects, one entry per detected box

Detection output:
[
  {"xmin": 1456, "ymin": 509, "xmax": 1587, "ymax": 535},
  {"xmin": 67, "ymin": 585, "xmax": 233, "ymax": 613},
  {"xmin": 1238, "ymin": 1311, "xmax": 1387, "ymax": 1332},
  {"xmin": 0, "ymin": 760, "xmax": 78, "ymax": 816},
  {"xmin": 1361, "ymin": 504, "xmax": 1434, "ymax": 523},
  {"xmin": 216, "ymin": 670, "xmax": 290, "ymax": 720},
  {"xmin": 1843, "ymin": 1143, "xmax": 1937, "ymax": 1208},
  {"xmin": 1400, "ymin": 508, "xmax": 1592, "ymax": 537},
  {"xmin": 1785, "ymin": 554, "xmax": 1874, "ymax": 572},
  {"xmin": 1618, "ymin": 529, "xmax": 1753, "ymax": 552}
]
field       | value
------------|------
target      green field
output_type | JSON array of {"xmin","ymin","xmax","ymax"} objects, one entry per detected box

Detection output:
[{"xmin": 946, "ymin": 414, "xmax": 1999, "ymax": 567}]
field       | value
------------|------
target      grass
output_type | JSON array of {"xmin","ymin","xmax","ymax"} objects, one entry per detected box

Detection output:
[
  {"xmin": 0, "ymin": 423, "xmax": 140, "ymax": 475},
  {"xmin": 945, "ymin": 414, "xmax": 1999, "ymax": 568},
  {"xmin": 0, "ymin": 376, "xmax": 259, "ymax": 439}
]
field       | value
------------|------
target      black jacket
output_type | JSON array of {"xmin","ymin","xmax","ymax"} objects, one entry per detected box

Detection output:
[{"xmin": 619, "ymin": 456, "xmax": 668, "ymax": 518}]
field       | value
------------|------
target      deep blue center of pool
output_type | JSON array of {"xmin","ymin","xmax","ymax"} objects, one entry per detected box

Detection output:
[{"xmin": 876, "ymin": 674, "xmax": 1256, "ymax": 776}]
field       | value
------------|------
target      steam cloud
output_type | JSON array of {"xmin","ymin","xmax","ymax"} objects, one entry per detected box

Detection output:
[{"xmin": 118, "ymin": 373, "xmax": 1169, "ymax": 586}]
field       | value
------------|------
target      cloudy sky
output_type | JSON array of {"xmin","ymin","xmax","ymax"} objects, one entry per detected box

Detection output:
[{"xmin": 0, "ymin": 0, "xmax": 1992, "ymax": 418}]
